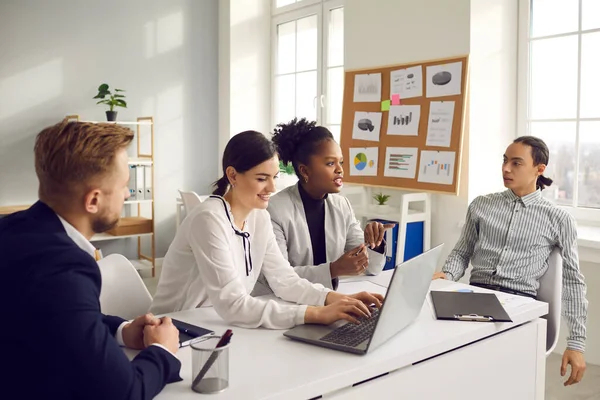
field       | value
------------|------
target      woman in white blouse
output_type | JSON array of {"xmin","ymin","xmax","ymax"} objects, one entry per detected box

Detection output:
[{"xmin": 150, "ymin": 130, "xmax": 383, "ymax": 329}]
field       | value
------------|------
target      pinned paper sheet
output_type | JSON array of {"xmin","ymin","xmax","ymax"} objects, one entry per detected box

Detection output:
[
  {"xmin": 426, "ymin": 61, "xmax": 462, "ymax": 98},
  {"xmin": 425, "ymin": 101, "xmax": 455, "ymax": 147},
  {"xmin": 417, "ymin": 150, "xmax": 456, "ymax": 185},
  {"xmin": 387, "ymin": 105, "xmax": 421, "ymax": 136},
  {"xmin": 391, "ymin": 94, "xmax": 401, "ymax": 105},
  {"xmin": 381, "ymin": 100, "xmax": 390, "ymax": 111},
  {"xmin": 352, "ymin": 111, "xmax": 382, "ymax": 142},
  {"xmin": 349, "ymin": 147, "xmax": 378, "ymax": 176},
  {"xmin": 391, "ymin": 65, "xmax": 423, "ymax": 99},
  {"xmin": 384, "ymin": 147, "xmax": 418, "ymax": 179},
  {"xmin": 353, "ymin": 73, "xmax": 382, "ymax": 102}
]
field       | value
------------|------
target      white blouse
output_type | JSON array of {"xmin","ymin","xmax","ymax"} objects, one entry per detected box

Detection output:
[{"xmin": 150, "ymin": 196, "xmax": 330, "ymax": 329}]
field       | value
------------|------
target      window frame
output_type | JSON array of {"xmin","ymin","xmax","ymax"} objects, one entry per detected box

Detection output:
[
  {"xmin": 517, "ymin": 0, "xmax": 600, "ymax": 224},
  {"xmin": 270, "ymin": 0, "xmax": 344, "ymax": 135}
]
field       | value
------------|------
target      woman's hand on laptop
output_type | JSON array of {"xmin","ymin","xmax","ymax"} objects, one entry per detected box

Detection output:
[
  {"xmin": 305, "ymin": 297, "xmax": 372, "ymax": 325},
  {"xmin": 325, "ymin": 291, "xmax": 384, "ymax": 308}
]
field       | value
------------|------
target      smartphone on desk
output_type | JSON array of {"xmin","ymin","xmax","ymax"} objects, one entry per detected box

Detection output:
[{"xmin": 171, "ymin": 318, "xmax": 214, "ymax": 347}]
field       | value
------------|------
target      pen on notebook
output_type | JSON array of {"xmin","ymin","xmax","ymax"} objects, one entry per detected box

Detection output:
[{"xmin": 192, "ymin": 329, "xmax": 233, "ymax": 388}]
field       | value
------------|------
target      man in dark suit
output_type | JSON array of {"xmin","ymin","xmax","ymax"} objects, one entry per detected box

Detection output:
[{"xmin": 0, "ymin": 121, "xmax": 181, "ymax": 399}]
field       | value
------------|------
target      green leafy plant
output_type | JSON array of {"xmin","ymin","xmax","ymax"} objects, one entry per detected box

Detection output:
[
  {"xmin": 279, "ymin": 160, "xmax": 295, "ymax": 175},
  {"xmin": 93, "ymin": 83, "xmax": 127, "ymax": 111},
  {"xmin": 373, "ymin": 192, "xmax": 391, "ymax": 206}
]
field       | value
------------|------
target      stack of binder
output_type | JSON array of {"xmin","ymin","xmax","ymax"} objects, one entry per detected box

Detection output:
[{"xmin": 128, "ymin": 165, "xmax": 153, "ymax": 201}]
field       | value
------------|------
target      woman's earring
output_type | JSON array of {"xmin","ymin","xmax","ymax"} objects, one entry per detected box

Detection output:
[{"xmin": 304, "ymin": 176, "xmax": 309, "ymax": 184}]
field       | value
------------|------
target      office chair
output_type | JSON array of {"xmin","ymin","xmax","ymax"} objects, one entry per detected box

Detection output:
[
  {"xmin": 97, "ymin": 254, "xmax": 152, "ymax": 320},
  {"xmin": 538, "ymin": 247, "xmax": 563, "ymax": 356},
  {"xmin": 178, "ymin": 190, "xmax": 207, "ymax": 216}
]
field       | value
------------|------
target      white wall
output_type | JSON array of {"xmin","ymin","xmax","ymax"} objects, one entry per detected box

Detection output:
[
  {"xmin": 468, "ymin": 0, "xmax": 518, "ymax": 201},
  {"xmin": 345, "ymin": 0, "xmax": 471, "ymax": 265},
  {"xmin": 0, "ymin": 0, "xmax": 219, "ymax": 256},
  {"xmin": 218, "ymin": 0, "xmax": 271, "ymax": 174}
]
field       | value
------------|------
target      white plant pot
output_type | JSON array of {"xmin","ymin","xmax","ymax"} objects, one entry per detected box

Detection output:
[{"xmin": 371, "ymin": 204, "xmax": 393, "ymax": 214}]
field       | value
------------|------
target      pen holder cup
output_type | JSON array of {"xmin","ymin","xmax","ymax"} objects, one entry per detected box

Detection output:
[{"xmin": 191, "ymin": 336, "xmax": 230, "ymax": 394}]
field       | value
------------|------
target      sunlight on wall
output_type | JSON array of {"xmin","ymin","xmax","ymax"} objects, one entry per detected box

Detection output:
[
  {"xmin": 144, "ymin": 11, "xmax": 183, "ymax": 58},
  {"xmin": 0, "ymin": 58, "xmax": 63, "ymax": 121}
]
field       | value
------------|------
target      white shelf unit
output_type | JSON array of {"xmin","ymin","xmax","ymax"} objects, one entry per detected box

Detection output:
[
  {"xmin": 67, "ymin": 115, "xmax": 157, "ymax": 276},
  {"xmin": 343, "ymin": 184, "xmax": 431, "ymax": 264}
]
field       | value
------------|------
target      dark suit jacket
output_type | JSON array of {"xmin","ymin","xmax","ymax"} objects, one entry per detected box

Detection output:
[{"xmin": 0, "ymin": 201, "xmax": 181, "ymax": 399}]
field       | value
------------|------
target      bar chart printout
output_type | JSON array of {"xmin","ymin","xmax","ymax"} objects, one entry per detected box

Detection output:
[
  {"xmin": 384, "ymin": 147, "xmax": 418, "ymax": 179},
  {"xmin": 417, "ymin": 150, "xmax": 456, "ymax": 185}
]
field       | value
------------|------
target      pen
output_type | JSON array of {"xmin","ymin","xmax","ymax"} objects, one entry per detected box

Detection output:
[{"xmin": 192, "ymin": 329, "xmax": 233, "ymax": 389}]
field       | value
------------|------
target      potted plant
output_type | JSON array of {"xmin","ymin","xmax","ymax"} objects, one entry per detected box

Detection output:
[
  {"xmin": 372, "ymin": 192, "xmax": 392, "ymax": 212},
  {"xmin": 93, "ymin": 83, "xmax": 127, "ymax": 121},
  {"xmin": 276, "ymin": 160, "xmax": 298, "ymax": 191}
]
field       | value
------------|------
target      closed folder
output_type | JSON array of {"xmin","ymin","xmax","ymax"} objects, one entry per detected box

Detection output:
[
  {"xmin": 430, "ymin": 291, "xmax": 512, "ymax": 322},
  {"xmin": 172, "ymin": 318, "xmax": 214, "ymax": 347}
]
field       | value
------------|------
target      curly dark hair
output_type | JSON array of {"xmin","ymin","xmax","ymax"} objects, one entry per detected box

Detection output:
[{"xmin": 271, "ymin": 118, "xmax": 334, "ymax": 176}]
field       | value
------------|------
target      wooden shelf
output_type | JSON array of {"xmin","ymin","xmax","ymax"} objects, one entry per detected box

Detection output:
[
  {"xmin": 0, "ymin": 204, "xmax": 30, "ymax": 215},
  {"xmin": 91, "ymin": 232, "xmax": 153, "ymax": 242},
  {"xmin": 130, "ymin": 258, "xmax": 154, "ymax": 271},
  {"xmin": 124, "ymin": 199, "xmax": 153, "ymax": 204},
  {"xmin": 128, "ymin": 157, "xmax": 153, "ymax": 166},
  {"xmin": 353, "ymin": 206, "xmax": 426, "ymax": 223},
  {"xmin": 79, "ymin": 120, "xmax": 153, "ymax": 126}
]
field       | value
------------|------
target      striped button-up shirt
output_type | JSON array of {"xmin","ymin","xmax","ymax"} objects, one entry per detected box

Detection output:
[{"xmin": 443, "ymin": 189, "xmax": 588, "ymax": 352}]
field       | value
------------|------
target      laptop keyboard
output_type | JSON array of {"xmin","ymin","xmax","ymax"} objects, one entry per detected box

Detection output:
[{"xmin": 320, "ymin": 308, "xmax": 380, "ymax": 348}]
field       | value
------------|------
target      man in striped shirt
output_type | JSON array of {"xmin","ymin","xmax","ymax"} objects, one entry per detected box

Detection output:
[{"xmin": 435, "ymin": 136, "xmax": 588, "ymax": 386}]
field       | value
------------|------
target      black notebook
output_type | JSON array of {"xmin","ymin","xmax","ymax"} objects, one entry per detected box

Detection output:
[
  {"xmin": 172, "ymin": 319, "xmax": 214, "ymax": 347},
  {"xmin": 430, "ymin": 291, "xmax": 512, "ymax": 322}
]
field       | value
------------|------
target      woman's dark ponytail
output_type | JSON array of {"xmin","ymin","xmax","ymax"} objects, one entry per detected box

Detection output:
[
  {"xmin": 212, "ymin": 176, "xmax": 230, "ymax": 196},
  {"xmin": 214, "ymin": 131, "xmax": 277, "ymax": 197},
  {"xmin": 537, "ymin": 175, "xmax": 553, "ymax": 191}
]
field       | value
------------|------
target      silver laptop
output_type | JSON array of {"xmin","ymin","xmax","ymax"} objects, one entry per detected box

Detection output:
[{"xmin": 283, "ymin": 244, "xmax": 443, "ymax": 355}]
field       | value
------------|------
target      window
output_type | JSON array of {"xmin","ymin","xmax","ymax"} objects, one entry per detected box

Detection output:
[
  {"xmin": 272, "ymin": 0, "xmax": 344, "ymax": 142},
  {"xmin": 519, "ymin": 0, "xmax": 600, "ymax": 219}
]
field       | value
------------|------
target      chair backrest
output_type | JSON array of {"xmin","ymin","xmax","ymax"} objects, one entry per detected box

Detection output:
[
  {"xmin": 178, "ymin": 190, "xmax": 206, "ymax": 215},
  {"xmin": 538, "ymin": 247, "xmax": 562, "ymax": 355},
  {"xmin": 97, "ymin": 254, "xmax": 152, "ymax": 320}
]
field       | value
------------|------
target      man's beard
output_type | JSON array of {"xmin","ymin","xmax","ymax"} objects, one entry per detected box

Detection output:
[{"xmin": 91, "ymin": 212, "xmax": 119, "ymax": 234}]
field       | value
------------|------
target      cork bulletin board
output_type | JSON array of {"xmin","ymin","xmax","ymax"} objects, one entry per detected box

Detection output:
[{"xmin": 340, "ymin": 55, "xmax": 469, "ymax": 195}]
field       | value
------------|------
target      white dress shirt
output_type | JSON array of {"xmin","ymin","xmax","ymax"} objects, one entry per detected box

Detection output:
[{"xmin": 150, "ymin": 196, "xmax": 331, "ymax": 329}]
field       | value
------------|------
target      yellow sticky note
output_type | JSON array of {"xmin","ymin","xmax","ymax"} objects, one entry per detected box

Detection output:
[{"xmin": 381, "ymin": 100, "xmax": 391, "ymax": 111}]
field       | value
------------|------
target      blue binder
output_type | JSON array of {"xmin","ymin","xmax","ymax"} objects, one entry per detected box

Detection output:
[{"xmin": 368, "ymin": 219, "xmax": 399, "ymax": 271}]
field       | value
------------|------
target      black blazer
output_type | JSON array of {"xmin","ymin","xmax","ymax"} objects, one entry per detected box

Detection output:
[{"xmin": 0, "ymin": 201, "xmax": 181, "ymax": 399}]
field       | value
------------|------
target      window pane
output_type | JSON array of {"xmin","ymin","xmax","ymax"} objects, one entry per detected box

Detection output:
[
  {"xmin": 296, "ymin": 15, "xmax": 318, "ymax": 72},
  {"xmin": 328, "ymin": 7, "xmax": 344, "ymax": 67},
  {"xmin": 328, "ymin": 124, "xmax": 341, "ymax": 144},
  {"xmin": 530, "ymin": 36, "xmax": 578, "ymax": 119},
  {"xmin": 277, "ymin": 21, "xmax": 296, "ymax": 74},
  {"xmin": 275, "ymin": 74, "xmax": 296, "ymax": 124},
  {"xmin": 580, "ymin": 32, "xmax": 600, "ymax": 118},
  {"xmin": 578, "ymin": 122, "xmax": 600, "ymax": 208},
  {"xmin": 582, "ymin": 0, "xmax": 600, "ymax": 30},
  {"xmin": 296, "ymin": 71, "xmax": 317, "ymax": 121},
  {"xmin": 531, "ymin": 0, "xmax": 578, "ymax": 38},
  {"xmin": 530, "ymin": 122, "xmax": 576, "ymax": 206},
  {"xmin": 276, "ymin": 0, "xmax": 296, "ymax": 7},
  {"xmin": 326, "ymin": 67, "xmax": 344, "ymax": 125}
]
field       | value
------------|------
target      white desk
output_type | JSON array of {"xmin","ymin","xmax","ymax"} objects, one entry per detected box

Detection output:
[{"xmin": 137, "ymin": 273, "xmax": 548, "ymax": 400}]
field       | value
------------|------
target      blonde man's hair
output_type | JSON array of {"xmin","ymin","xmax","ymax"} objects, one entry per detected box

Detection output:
[{"xmin": 34, "ymin": 120, "xmax": 134, "ymax": 202}]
